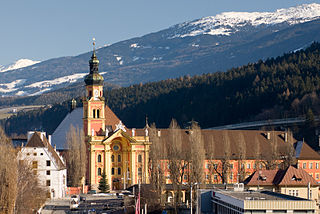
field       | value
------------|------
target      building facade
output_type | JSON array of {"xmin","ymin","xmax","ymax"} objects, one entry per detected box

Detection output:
[
  {"xmin": 19, "ymin": 131, "xmax": 67, "ymax": 198},
  {"xmin": 83, "ymin": 49, "xmax": 151, "ymax": 190}
]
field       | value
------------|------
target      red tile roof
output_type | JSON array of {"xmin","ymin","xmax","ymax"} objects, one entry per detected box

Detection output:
[{"xmin": 245, "ymin": 166, "xmax": 318, "ymax": 187}]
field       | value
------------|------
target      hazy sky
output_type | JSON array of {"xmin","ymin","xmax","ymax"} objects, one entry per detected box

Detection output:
[{"xmin": 0, "ymin": 0, "xmax": 318, "ymax": 65}]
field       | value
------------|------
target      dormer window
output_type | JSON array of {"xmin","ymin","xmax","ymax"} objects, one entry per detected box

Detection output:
[
  {"xmin": 292, "ymin": 175, "xmax": 302, "ymax": 181},
  {"xmin": 258, "ymin": 175, "xmax": 267, "ymax": 181}
]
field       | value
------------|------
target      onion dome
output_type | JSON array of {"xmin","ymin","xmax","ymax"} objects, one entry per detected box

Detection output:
[{"xmin": 84, "ymin": 42, "xmax": 104, "ymax": 86}]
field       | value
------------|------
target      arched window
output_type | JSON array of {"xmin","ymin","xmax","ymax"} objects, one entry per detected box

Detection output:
[
  {"xmin": 97, "ymin": 109, "xmax": 100, "ymax": 118},
  {"xmin": 118, "ymin": 155, "xmax": 121, "ymax": 162},
  {"xmin": 138, "ymin": 154, "xmax": 142, "ymax": 163},
  {"xmin": 93, "ymin": 109, "xmax": 96, "ymax": 118},
  {"xmin": 118, "ymin": 167, "xmax": 121, "ymax": 175},
  {"xmin": 98, "ymin": 168, "xmax": 102, "ymax": 176},
  {"xmin": 98, "ymin": 154, "xmax": 101, "ymax": 163},
  {"xmin": 111, "ymin": 168, "xmax": 114, "ymax": 175},
  {"xmin": 111, "ymin": 155, "xmax": 114, "ymax": 162}
]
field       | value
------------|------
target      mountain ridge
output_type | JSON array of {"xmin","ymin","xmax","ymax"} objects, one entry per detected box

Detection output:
[{"xmin": 1, "ymin": 3, "xmax": 320, "ymax": 97}]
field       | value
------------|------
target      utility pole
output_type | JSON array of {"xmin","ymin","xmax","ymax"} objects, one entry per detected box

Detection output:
[{"xmin": 190, "ymin": 184, "xmax": 193, "ymax": 214}]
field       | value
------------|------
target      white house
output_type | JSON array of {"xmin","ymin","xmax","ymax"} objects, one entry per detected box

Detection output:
[{"xmin": 19, "ymin": 131, "xmax": 67, "ymax": 199}]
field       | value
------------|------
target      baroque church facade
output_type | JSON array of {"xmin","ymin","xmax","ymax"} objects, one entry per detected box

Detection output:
[{"xmin": 83, "ymin": 49, "xmax": 151, "ymax": 190}]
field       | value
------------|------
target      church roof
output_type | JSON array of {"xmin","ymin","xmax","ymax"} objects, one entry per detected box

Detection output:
[
  {"xmin": 245, "ymin": 166, "xmax": 318, "ymax": 187},
  {"xmin": 25, "ymin": 132, "xmax": 66, "ymax": 170},
  {"xmin": 51, "ymin": 107, "xmax": 83, "ymax": 149},
  {"xmin": 148, "ymin": 129, "xmax": 320, "ymax": 160}
]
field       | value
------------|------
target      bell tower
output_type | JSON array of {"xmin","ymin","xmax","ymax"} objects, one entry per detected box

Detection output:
[{"xmin": 83, "ymin": 39, "xmax": 105, "ymax": 137}]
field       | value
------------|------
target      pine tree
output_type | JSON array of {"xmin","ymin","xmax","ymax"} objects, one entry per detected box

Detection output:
[{"xmin": 98, "ymin": 172, "xmax": 109, "ymax": 193}]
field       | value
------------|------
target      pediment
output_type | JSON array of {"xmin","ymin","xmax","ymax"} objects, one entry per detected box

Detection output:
[{"xmin": 102, "ymin": 129, "xmax": 137, "ymax": 145}]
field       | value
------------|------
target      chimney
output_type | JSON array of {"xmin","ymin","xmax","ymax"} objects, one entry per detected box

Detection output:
[
  {"xmin": 132, "ymin": 128, "xmax": 136, "ymax": 137},
  {"xmin": 284, "ymin": 132, "xmax": 288, "ymax": 142},
  {"xmin": 267, "ymin": 132, "xmax": 271, "ymax": 140},
  {"xmin": 48, "ymin": 135, "xmax": 52, "ymax": 145},
  {"xmin": 157, "ymin": 130, "xmax": 161, "ymax": 137},
  {"xmin": 70, "ymin": 98, "xmax": 77, "ymax": 112}
]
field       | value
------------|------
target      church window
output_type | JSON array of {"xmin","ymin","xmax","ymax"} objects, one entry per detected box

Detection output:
[
  {"xmin": 98, "ymin": 154, "xmax": 102, "ymax": 163},
  {"xmin": 118, "ymin": 155, "xmax": 121, "ymax": 162},
  {"xmin": 98, "ymin": 168, "xmax": 102, "ymax": 176},
  {"xmin": 112, "ymin": 168, "xmax": 115, "ymax": 175},
  {"xmin": 138, "ymin": 168, "xmax": 142, "ymax": 176},
  {"xmin": 93, "ymin": 109, "xmax": 96, "ymax": 118},
  {"xmin": 138, "ymin": 154, "xmax": 142, "ymax": 163},
  {"xmin": 111, "ymin": 155, "xmax": 114, "ymax": 162},
  {"xmin": 97, "ymin": 109, "xmax": 100, "ymax": 118},
  {"xmin": 118, "ymin": 167, "xmax": 121, "ymax": 175}
]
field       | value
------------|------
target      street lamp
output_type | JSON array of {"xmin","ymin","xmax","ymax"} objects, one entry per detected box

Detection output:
[{"xmin": 190, "ymin": 182, "xmax": 199, "ymax": 214}]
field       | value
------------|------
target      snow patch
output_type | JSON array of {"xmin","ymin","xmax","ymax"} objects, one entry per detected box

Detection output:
[
  {"xmin": 0, "ymin": 59, "xmax": 40, "ymax": 73},
  {"xmin": 0, "ymin": 79, "xmax": 26, "ymax": 93},
  {"xmin": 169, "ymin": 3, "xmax": 320, "ymax": 38},
  {"xmin": 130, "ymin": 43, "xmax": 140, "ymax": 48},
  {"xmin": 25, "ymin": 73, "xmax": 87, "ymax": 88}
]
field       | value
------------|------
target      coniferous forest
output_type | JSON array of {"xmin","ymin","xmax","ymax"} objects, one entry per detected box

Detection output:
[{"xmin": 2, "ymin": 42, "xmax": 320, "ymax": 147}]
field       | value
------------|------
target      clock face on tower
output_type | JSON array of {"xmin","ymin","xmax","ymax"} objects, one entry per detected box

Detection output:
[{"xmin": 94, "ymin": 89, "xmax": 99, "ymax": 98}]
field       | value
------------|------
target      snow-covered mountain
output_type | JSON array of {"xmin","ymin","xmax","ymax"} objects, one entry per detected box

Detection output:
[
  {"xmin": 2, "ymin": 3, "xmax": 320, "ymax": 97},
  {"xmin": 0, "ymin": 59, "xmax": 40, "ymax": 73},
  {"xmin": 168, "ymin": 3, "xmax": 320, "ymax": 38}
]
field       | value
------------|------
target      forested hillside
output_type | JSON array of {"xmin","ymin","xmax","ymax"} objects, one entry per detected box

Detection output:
[{"xmin": 2, "ymin": 43, "xmax": 320, "ymax": 143}]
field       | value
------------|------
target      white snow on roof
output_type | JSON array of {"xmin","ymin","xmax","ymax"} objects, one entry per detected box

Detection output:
[{"xmin": 51, "ymin": 107, "xmax": 83, "ymax": 149}]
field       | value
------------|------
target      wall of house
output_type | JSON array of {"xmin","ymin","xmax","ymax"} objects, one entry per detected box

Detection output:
[
  {"xmin": 297, "ymin": 160, "xmax": 320, "ymax": 182},
  {"xmin": 19, "ymin": 147, "xmax": 67, "ymax": 198},
  {"xmin": 280, "ymin": 186, "xmax": 319, "ymax": 201}
]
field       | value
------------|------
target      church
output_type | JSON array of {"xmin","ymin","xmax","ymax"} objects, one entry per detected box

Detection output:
[{"xmin": 52, "ymin": 46, "xmax": 151, "ymax": 190}]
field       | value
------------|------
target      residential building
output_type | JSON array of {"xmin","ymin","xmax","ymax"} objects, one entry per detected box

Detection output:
[
  {"xmin": 19, "ymin": 131, "xmax": 67, "ymax": 198},
  {"xmin": 244, "ymin": 166, "xmax": 319, "ymax": 201}
]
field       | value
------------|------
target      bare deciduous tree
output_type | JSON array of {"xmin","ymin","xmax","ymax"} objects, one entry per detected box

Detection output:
[
  {"xmin": 167, "ymin": 119, "xmax": 186, "ymax": 212},
  {"xmin": 237, "ymin": 132, "xmax": 246, "ymax": 182},
  {"xmin": 149, "ymin": 124, "xmax": 166, "ymax": 205},
  {"xmin": 66, "ymin": 125, "xmax": 87, "ymax": 187},
  {"xmin": 0, "ymin": 127, "xmax": 17, "ymax": 214},
  {"xmin": 189, "ymin": 122, "xmax": 205, "ymax": 186},
  {"xmin": 213, "ymin": 131, "xmax": 230, "ymax": 184},
  {"xmin": 14, "ymin": 161, "xmax": 47, "ymax": 214}
]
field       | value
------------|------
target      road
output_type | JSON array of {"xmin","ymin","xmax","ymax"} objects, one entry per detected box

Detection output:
[{"xmin": 41, "ymin": 195, "xmax": 126, "ymax": 214}]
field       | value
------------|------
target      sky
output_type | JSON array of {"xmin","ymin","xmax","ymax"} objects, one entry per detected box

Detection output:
[{"xmin": 0, "ymin": 0, "xmax": 318, "ymax": 65}]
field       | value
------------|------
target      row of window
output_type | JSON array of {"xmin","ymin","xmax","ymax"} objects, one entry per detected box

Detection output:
[
  {"xmin": 97, "ymin": 154, "xmax": 143, "ymax": 163},
  {"xmin": 27, "ymin": 152, "xmax": 44, "ymax": 156},
  {"xmin": 97, "ymin": 167, "xmax": 143, "ymax": 176},
  {"xmin": 205, "ymin": 163, "xmax": 260, "ymax": 170},
  {"xmin": 301, "ymin": 162, "xmax": 319, "ymax": 169},
  {"xmin": 32, "ymin": 160, "xmax": 51, "ymax": 169}
]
